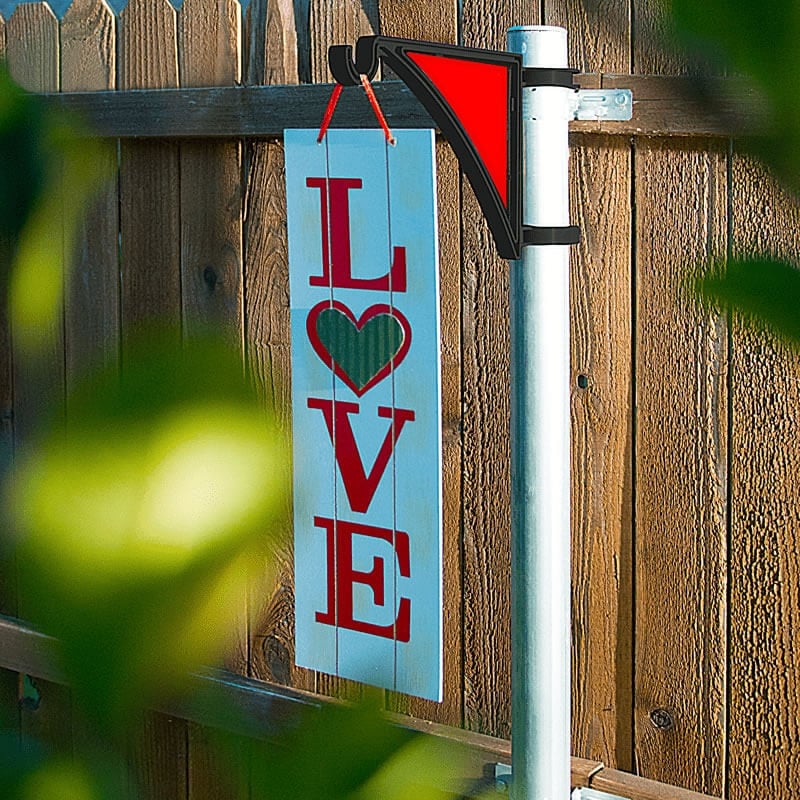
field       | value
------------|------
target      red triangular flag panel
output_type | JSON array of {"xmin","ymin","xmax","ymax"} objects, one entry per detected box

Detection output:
[{"xmin": 407, "ymin": 52, "xmax": 510, "ymax": 207}]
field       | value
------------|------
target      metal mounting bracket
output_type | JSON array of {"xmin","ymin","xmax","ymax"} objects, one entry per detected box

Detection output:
[
  {"xmin": 571, "ymin": 88, "xmax": 633, "ymax": 121},
  {"xmin": 492, "ymin": 764, "xmax": 630, "ymax": 799}
]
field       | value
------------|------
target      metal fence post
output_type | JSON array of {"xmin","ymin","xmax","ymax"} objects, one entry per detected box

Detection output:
[{"xmin": 507, "ymin": 25, "xmax": 573, "ymax": 800}]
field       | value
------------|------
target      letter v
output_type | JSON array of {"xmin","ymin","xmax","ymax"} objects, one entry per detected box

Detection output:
[{"xmin": 307, "ymin": 398, "xmax": 415, "ymax": 513}]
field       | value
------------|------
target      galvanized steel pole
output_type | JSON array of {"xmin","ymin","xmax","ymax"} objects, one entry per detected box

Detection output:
[{"xmin": 507, "ymin": 26, "xmax": 572, "ymax": 800}]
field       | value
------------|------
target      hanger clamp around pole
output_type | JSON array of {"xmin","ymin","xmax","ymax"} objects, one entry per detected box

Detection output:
[
  {"xmin": 522, "ymin": 67, "xmax": 580, "ymax": 89},
  {"xmin": 522, "ymin": 224, "xmax": 581, "ymax": 245}
]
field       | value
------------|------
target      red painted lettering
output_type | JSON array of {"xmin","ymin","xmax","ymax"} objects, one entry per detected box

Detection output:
[
  {"xmin": 306, "ymin": 177, "xmax": 407, "ymax": 292},
  {"xmin": 307, "ymin": 398, "xmax": 415, "ymax": 513},
  {"xmin": 314, "ymin": 516, "xmax": 411, "ymax": 642}
]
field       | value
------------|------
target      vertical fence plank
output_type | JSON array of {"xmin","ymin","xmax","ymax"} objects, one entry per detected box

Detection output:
[
  {"xmin": 633, "ymin": 3, "xmax": 728, "ymax": 792},
  {"xmin": 244, "ymin": 0, "xmax": 315, "ymax": 695},
  {"xmin": 6, "ymin": 3, "xmax": 57, "ymax": 91},
  {"xmin": 0, "ymin": 8, "xmax": 13, "ymax": 621},
  {"xmin": 1, "ymin": 4, "xmax": 18, "ymax": 752},
  {"xmin": 309, "ymin": 0, "xmax": 378, "ymax": 85},
  {"xmin": 546, "ymin": 0, "xmax": 635, "ymax": 771},
  {"xmin": 0, "ymin": 0, "xmax": 11, "ymax": 649},
  {"xmin": 60, "ymin": 0, "xmax": 120, "ymax": 767},
  {"xmin": 729, "ymin": 157, "xmax": 800, "ymax": 800},
  {"xmin": 0, "ymin": 668, "xmax": 16, "ymax": 737},
  {"xmin": 60, "ymin": 0, "xmax": 119, "ymax": 397},
  {"xmin": 186, "ymin": 724, "xmax": 247, "ymax": 800},
  {"xmin": 179, "ymin": 0, "xmax": 243, "ymax": 342},
  {"xmin": 119, "ymin": 3, "xmax": 188, "ymax": 796},
  {"xmin": 178, "ymin": 0, "xmax": 246, "ymax": 678},
  {"xmin": 458, "ymin": 0, "xmax": 538, "ymax": 739},
  {"xmin": 5, "ymin": 0, "xmax": 73, "ymax": 759},
  {"xmin": 119, "ymin": 0, "xmax": 181, "ymax": 339},
  {"xmin": 129, "ymin": 713, "xmax": 188, "ymax": 800},
  {"xmin": 632, "ymin": 139, "xmax": 727, "ymax": 795},
  {"xmin": 379, "ymin": 0, "xmax": 463, "ymax": 728},
  {"xmin": 567, "ymin": 133, "xmax": 634, "ymax": 769},
  {"xmin": 0, "ymin": 211, "xmax": 14, "ymax": 733},
  {"xmin": 379, "ymin": 0, "xmax": 456, "ymax": 42},
  {"xmin": 6, "ymin": 3, "xmax": 63, "ymax": 441},
  {"xmin": 247, "ymin": 0, "xmax": 297, "ymax": 89},
  {"xmin": 178, "ymin": 2, "xmax": 246, "ymax": 796}
]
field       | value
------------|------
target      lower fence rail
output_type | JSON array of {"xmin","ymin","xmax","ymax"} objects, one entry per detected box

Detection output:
[{"xmin": 0, "ymin": 614, "xmax": 718, "ymax": 800}]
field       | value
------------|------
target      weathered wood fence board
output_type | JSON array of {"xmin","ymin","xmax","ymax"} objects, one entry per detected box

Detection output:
[
  {"xmin": 632, "ymin": 11, "xmax": 729, "ymax": 791},
  {"xmin": 569, "ymin": 132, "xmax": 634, "ymax": 770},
  {"xmin": 0, "ymin": 6, "xmax": 12, "ymax": 623},
  {"xmin": 730, "ymin": 157, "xmax": 800, "ymax": 798},
  {"xmin": 6, "ymin": 3, "xmax": 62, "ymax": 446},
  {"xmin": 61, "ymin": 0, "xmax": 119, "ymax": 401},
  {"xmin": 633, "ymin": 139, "xmax": 728, "ymax": 796},
  {"xmin": 119, "ymin": 0, "xmax": 181, "ymax": 341},
  {"xmin": 557, "ymin": 0, "xmax": 634, "ymax": 772},
  {"xmin": 5, "ymin": 0, "xmax": 74, "ymax": 765},
  {"xmin": 243, "ymin": 0, "xmax": 314, "ymax": 703},
  {"xmin": 5, "ymin": 0, "xmax": 800, "ymax": 797}
]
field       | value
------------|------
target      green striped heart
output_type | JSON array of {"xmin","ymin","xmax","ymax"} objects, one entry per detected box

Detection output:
[{"xmin": 307, "ymin": 301, "xmax": 411, "ymax": 397}]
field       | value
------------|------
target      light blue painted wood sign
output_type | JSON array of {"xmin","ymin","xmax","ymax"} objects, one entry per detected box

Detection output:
[{"xmin": 286, "ymin": 128, "xmax": 443, "ymax": 701}]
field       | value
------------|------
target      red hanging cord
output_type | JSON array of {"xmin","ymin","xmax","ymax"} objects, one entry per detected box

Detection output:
[
  {"xmin": 317, "ymin": 83, "xmax": 344, "ymax": 143},
  {"xmin": 317, "ymin": 75, "xmax": 396, "ymax": 145},
  {"xmin": 360, "ymin": 74, "xmax": 396, "ymax": 145}
]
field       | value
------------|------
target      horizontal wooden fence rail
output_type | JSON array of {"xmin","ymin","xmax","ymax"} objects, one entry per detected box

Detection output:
[
  {"xmin": 43, "ymin": 74, "xmax": 761, "ymax": 139},
  {"xmin": 0, "ymin": 614, "xmax": 719, "ymax": 800}
]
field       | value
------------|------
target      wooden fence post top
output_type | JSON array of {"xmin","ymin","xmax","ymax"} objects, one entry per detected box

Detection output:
[
  {"xmin": 61, "ymin": 0, "xmax": 116, "ymax": 93},
  {"xmin": 179, "ymin": 0, "xmax": 241, "ymax": 88},
  {"xmin": 120, "ymin": 0, "xmax": 179, "ymax": 90},
  {"xmin": 5, "ymin": 2, "xmax": 58, "ymax": 92}
]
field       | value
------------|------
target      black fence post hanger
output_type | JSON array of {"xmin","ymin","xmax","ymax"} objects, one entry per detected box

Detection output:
[{"xmin": 329, "ymin": 36, "xmax": 524, "ymax": 259}]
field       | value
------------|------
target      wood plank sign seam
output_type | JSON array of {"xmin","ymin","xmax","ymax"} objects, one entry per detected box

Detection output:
[{"xmin": 286, "ymin": 127, "xmax": 443, "ymax": 700}]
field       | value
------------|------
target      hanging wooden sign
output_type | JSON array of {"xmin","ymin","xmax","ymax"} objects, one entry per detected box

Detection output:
[{"xmin": 286, "ymin": 128, "xmax": 443, "ymax": 701}]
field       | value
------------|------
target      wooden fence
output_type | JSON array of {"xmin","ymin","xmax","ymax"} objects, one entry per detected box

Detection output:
[{"xmin": 1, "ymin": 0, "xmax": 799, "ymax": 798}]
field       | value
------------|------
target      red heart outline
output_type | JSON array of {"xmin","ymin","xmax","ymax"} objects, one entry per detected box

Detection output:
[{"xmin": 306, "ymin": 299, "xmax": 412, "ymax": 397}]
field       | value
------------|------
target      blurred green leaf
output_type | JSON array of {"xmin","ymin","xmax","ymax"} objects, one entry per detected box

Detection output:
[
  {"xmin": 671, "ymin": 0, "xmax": 800, "ymax": 90},
  {"xmin": 698, "ymin": 257, "xmax": 800, "ymax": 345},
  {"xmin": 0, "ymin": 733, "xmax": 46, "ymax": 798},
  {"xmin": 0, "ymin": 66, "xmax": 49, "ymax": 242},
  {"xmin": 247, "ymin": 698, "xmax": 416, "ymax": 800},
  {"xmin": 8, "ymin": 123, "xmax": 112, "ymax": 358},
  {"xmin": 670, "ymin": 0, "xmax": 800, "ymax": 188},
  {"xmin": 353, "ymin": 734, "xmax": 471, "ymax": 800},
  {"xmin": 0, "ymin": 63, "xmax": 113, "ymax": 357},
  {"xmin": 17, "ymin": 758, "xmax": 99, "ymax": 800},
  {"xmin": 223, "ymin": 698, "xmax": 471, "ymax": 800},
  {"xmin": 9, "ymin": 330, "xmax": 288, "ymax": 732}
]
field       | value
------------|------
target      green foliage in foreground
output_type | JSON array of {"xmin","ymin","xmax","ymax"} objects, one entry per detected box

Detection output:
[
  {"xmin": 668, "ymin": 0, "xmax": 800, "ymax": 343},
  {"xmin": 0, "ymin": 62, "xmax": 477, "ymax": 800},
  {"xmin": 698, "ymin": 258, "xmax": 800, "ymax": 347}
]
